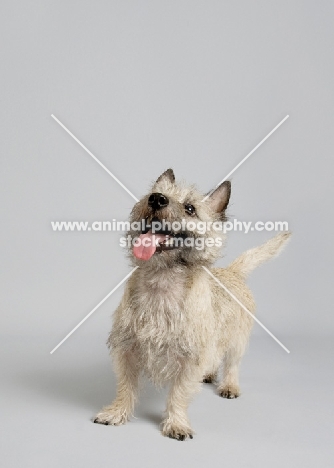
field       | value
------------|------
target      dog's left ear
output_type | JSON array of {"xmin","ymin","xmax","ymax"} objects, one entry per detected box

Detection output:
[
  {"xmin": 207, "ymin": 181, "xmax": 231, "ymax": 214},
  {"xmin": 155, "ymin": 168, "xmax": 175, "ymax": 184}
]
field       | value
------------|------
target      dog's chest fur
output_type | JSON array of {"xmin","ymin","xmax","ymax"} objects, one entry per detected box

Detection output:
[{"xmin": 129, "ymin": 266, "xmax": 197, "ymax": 383}]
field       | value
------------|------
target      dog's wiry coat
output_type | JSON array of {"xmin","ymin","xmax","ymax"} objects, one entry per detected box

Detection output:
[{"xmin": 94, "ymin": 169, "xmax": 291, "ymax": 440}]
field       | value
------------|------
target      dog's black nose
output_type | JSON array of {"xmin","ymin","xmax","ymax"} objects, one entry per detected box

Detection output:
[{"xmin": 148, "ymin": 193, "xmax": 169, "ymax": 210}]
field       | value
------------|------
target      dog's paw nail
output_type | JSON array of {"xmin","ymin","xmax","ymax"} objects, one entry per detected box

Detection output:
[
  {"xmin": 219, "ymin": 388, "xmax": 240, "ymax": 399},
  {"xmin": 165, "ymin": 429, "xmax": 193, "ymax": 441}
]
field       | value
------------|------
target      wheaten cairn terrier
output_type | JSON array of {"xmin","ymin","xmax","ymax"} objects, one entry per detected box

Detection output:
[{"xmin": 94, "ymin": 169, "xmax": 291, "ymax": 440}]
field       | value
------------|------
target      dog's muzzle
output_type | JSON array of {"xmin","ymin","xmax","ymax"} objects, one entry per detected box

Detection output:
[{"xmin": 132, "ymin": 215, "xmax": 188, "ymax": 261}]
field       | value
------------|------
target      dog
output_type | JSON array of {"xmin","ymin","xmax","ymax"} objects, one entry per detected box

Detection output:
[{"xmin": 93, "ymin": 169, "xmax": 291, "ymax": 440}]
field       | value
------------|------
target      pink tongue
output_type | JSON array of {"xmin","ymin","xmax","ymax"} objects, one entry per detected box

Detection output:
[{"xmin": 133, "ymin": 231, "xmax": 167, "ymax": 261}]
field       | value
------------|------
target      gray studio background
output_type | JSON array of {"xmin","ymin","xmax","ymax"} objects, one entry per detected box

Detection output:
[{"xmin": 1, "ymin": 1, "xmax": 333, "ymax": 467}]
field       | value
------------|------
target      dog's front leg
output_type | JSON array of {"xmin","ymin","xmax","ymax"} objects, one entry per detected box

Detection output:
[
  {"xmin": 161, "ymin": 364, "xmax": 201, "ymax": 441},
  {"xmin": 94, "ymin": 349, "xmax": 139, "ymax": 426}
]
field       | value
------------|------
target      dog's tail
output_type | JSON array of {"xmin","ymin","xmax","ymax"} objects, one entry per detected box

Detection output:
[{"xmin": 228, "ymin": 232, "xmax": 291, "ymax": 278}]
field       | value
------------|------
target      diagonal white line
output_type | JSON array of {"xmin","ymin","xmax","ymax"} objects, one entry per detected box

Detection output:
[
  {"xmin": 51, "ymin": 114, "xmax": 139, "ymax": 202},
  {"xmin": 202, "ymin": 115, "xmax": 289, "ymax": 202},
  {"xmin": 50, "ymin": 113, "xmax": 290, "ymax": 357},
  {"xmin": 50, "ymin": 266, "xmax": 138, "ymax": 354},
  {"xmin": 202, "ymin": 266, "xmax": 290, "ymax": 353}
]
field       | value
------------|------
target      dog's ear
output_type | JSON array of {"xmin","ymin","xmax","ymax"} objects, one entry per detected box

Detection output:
[
  {"xmin": 155, "ymin": 168, "xmax": 175, "ymax": 184},
  {"xmin": 207, "ymin": 181, "xmax": 231, "ymax": 214}
]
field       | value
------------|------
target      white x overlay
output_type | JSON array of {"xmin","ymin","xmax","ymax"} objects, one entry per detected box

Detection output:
[{"xmin": 50, "ymin": 114, "xmax": 290, "ymax": 354}]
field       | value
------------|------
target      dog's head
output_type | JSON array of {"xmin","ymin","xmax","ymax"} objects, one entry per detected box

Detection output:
[{"xmin": 127, "ymin": 169, "xmax": 231, "ymax": 268}]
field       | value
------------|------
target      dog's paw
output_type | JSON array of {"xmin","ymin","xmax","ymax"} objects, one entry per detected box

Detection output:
[
  {"xmin": 218, "ymin": 385, "xmax": 240, "ymax": 399},
  {"xmin": 162, "ymin": 421, "xmax": 194, "ymax": 441},
  {"xmin": 202, "ymin": 373, "xmax": 215, "ymax": 384},
  {"xmin": 93, "ymin": 405, "xmax": 128, "ymax": 426},
  {"xmin": 165, "ymin": 428, "xmax": 194, "ymax": 441}
]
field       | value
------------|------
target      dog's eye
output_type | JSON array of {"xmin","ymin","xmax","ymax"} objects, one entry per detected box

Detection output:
[{"xmin": 185, "ymin": 204, "xmax": 196, "ymax": 216}]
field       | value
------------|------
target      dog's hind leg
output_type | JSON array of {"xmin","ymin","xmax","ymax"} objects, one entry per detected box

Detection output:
[
  {"xmin": 94, "ymin": 349, "xmax": 139, "ymax": 426},
  {"xmin": 217, "ymin": 345, "xmax": 245, "ymax": 399}
]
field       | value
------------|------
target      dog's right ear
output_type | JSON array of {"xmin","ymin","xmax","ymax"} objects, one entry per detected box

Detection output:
[{"xmin": 155, "ymin": 168, "xmax": 175, "ymax": 184}]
